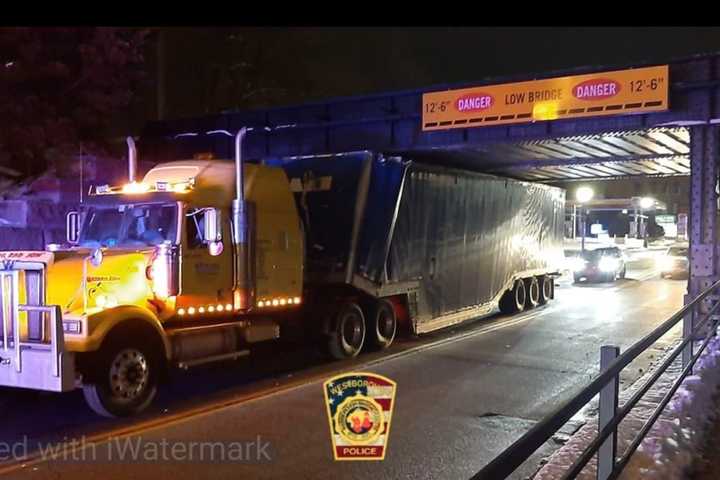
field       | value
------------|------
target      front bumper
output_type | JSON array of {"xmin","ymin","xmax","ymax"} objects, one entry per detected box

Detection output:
[
  {"xmin": 660, "ymin": 260, "xmax": 689, "ymax": 276},
  {"xmin": 0, "ymin": 269, "xmax": 76, "ymax": 392},
  {"xmin": 574, "ymin": 268, "xmax": 616, "ymax": 280},
  {"xmin": 661, "ymin": 267, "xmax": 689, "ymax": 276}
]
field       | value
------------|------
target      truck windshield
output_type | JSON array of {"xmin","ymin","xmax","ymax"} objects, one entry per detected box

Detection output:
[
  {"xmin": 581, "ymin": 248, "xmax": 618, "ymax": 262},
  {"xmin": 79, "ymin": 203, "xmax": 177, "ymax": 248}
]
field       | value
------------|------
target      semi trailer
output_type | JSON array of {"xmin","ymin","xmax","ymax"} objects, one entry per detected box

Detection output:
[{"xmin": 0, "ymin": 131, "xmax": 564, "ymax": 417}]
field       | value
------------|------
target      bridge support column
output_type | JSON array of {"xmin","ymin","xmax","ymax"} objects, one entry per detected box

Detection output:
[{"xmin": 686, "ymin": 125, "xmax": 720, "ymax": 367}]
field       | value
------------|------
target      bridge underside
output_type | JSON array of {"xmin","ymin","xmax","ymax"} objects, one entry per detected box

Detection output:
[
  {"xmin": 403, "ymin": 126, "xmax": 691, "ymax": 182},
  {"xmin": 144, "ymin": 54, "xmax": 720, "ymax": 330}
]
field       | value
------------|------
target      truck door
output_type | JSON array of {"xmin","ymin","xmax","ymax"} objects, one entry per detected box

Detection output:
[{"xmin": 179, "ymin": 206, "xmax": 234, "ymax": 309}]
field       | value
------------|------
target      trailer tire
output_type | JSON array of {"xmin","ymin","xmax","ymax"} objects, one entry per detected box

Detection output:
[
  {"xmin": 525, "ymin": 277, "xmax": 540, "ymax": 308},
  {"xmin": 538, "ymin": 276, "xmax": 552, "ymax": 305},
  {"xmin": 82, "ymin": 334, "xmax": 160, "ymax": 418},
  {"xmin": 499, "ymin": 279, "xmax": 526, "ymax": 314},
  {"xmin": 327, "ymin": 302, "xmax": 366, "ymax": 360},
  {"xmin": 366, "ymin": 299, "xmax": 397, "ymax": 351}
]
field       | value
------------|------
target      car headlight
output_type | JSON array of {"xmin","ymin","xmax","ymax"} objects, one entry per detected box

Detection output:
[
  {"xmin": 657, "ymin": 257, "xmax": 673, "ymax": 270},
  {"xmin": 599, "ymin": 257, "xmax": 619, "ymax": 272},
  {"xmin": 569, "ymin": 258, "xmax": 587, "ymax": 272}
]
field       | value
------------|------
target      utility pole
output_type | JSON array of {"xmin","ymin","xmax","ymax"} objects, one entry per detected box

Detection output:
[
  {"xmin": 572, "ymin": 204, "xmax": 577, "ymax": 239},
  {"xmin": 633, "ymin": 207, "xmax": 639, "ymax": 239},
  {"xmin": 156, "ymin": 28, "xmax": 166, "ymax": 121},
  {"xmin": 580, "ymin": 210, "xmax": 584, "ymax": 251}
]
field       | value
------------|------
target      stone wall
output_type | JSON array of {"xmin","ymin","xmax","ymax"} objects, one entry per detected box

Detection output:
[
  {"xmin": 0, "ymin": 153, "xmax": 128, "ymax": 251},
  {"xmin": 0, "ymin": 199, "xmax": 76, "ymax": 250}
]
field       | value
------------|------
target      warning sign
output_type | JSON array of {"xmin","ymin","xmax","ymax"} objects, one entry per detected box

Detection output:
[{"xmin": 422, "ymin": 65, "xmax": 669, "ymax": 131}]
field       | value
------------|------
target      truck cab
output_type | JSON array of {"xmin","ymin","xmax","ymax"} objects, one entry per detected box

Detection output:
[
  {"xmin": 0, "ymin": 158, "xmax": 304, "ymax": 417},
  {"xmin": 0, "ymin": 143, "xmax": 562, "ymax": 418}
]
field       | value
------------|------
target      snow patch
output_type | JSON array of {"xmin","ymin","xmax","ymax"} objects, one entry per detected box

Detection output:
[{"xmin": 533, "ymin": 334, "xmax": 720, "ymax": 479}]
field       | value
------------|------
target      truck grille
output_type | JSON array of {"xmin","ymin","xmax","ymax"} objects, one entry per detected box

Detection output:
[
  {"xmin": 0, "ymin": 267, "xmax": 47, "ymax": 347},
  {"xmin": 0, "ymin": 258, "xmax": 73, "ymax": 392}
]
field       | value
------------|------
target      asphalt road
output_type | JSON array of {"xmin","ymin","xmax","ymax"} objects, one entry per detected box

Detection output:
[{"xmin": 0, "ymin": 265, "xmax": 686, "ymax": 480}]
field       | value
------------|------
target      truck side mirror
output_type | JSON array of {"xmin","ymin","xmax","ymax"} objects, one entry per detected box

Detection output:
[
  {"xmin": 203, "ymin": 208, "xmax": 222, "ymax": 243},
  {"xmin": 66, "ymin": 211, "xmax": 80, "ymax": 245},
  {"xmin": 204, "ymin": 209, "xmax": 223, "ymax": 257}
]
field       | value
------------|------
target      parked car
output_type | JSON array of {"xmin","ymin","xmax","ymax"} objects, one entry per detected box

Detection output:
[
  {"xmin": 659, "ymin": 245, "xmax": 689, "ymax": 279},
  {"xmin": 572, "ymin": 247, "xmax": 627, "ymax": 283}
]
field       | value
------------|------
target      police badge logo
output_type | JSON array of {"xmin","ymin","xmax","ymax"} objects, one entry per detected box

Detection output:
[{"xmin": 323, "ymin": 372, "xmax": 397, "ymax": 461}]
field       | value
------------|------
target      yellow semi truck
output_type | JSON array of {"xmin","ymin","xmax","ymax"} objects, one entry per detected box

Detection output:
[{"xmin": 0, "ymin": 130, "xmax": 564, "ymax": 417}]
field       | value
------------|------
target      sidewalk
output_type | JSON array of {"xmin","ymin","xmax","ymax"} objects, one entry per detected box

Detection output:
[
  {"xmin": 533, "ymin": 348, "xmax": 683, "ymax": 480},
  {"xmin": 534, "ymin": 335, "xmax": 720, "ymax": 480}
]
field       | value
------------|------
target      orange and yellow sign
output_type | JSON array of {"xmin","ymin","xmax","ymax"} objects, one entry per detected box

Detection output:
[{"xmin": 422, "ymin": 65, "xmax": 669, "ymax": 131}]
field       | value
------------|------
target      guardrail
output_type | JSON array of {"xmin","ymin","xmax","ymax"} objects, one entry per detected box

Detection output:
[{"xmin": 472, "ymin": 278, "xmax": 720, "ymax": 480}]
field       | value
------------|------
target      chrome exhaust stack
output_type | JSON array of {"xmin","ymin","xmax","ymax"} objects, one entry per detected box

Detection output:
[
  {"xmin": 127, "ymin": 136, "xmax": 137, "ymax": 183},
  {"xmin": 232, "ymin": 128, "xmax": 252, "ymax": 310}
]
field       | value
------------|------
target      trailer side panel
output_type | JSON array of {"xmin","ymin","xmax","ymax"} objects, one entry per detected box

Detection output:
[{"xmin": 388, "ymin": 163, "xmax": 565, "ymax": 323}]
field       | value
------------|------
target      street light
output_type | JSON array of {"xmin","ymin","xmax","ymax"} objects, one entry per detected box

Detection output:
[
  {"xmin": 575, "ymin": 187, "xmax": 594, "ymax": 251},
  {"xmin": 640, "ymin": 197, "xmax": 654, "ymax": 210},
  {"xmin": 576, "ymin": 186, "xmax": 595, "ymax": 204}
]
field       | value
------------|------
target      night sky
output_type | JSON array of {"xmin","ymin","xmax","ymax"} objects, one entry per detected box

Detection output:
[{"xmin": 140, "ymin": 27, "xmax": 720, "ymax": 126}]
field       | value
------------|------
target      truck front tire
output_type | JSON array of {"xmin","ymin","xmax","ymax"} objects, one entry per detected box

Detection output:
[
  {"xmin": 327, "ymin": 302, "xmax": 366, "ymax": 360},
  {"xmin": 366, "ymin": 299, "xmax": 397, "ymax": 351},
  {"xmin": 82, "ymin": 335, "xmax": 161, "ymax": 418}
]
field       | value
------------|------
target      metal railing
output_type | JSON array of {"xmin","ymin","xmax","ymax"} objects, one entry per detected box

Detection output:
[{"xmin": 472, "ymin": 278, "xmax": 720, "ymax": 480}]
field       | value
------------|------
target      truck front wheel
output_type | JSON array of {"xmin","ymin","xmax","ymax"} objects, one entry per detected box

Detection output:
[
  {"xmin": 82, "ymin": 336, "xmax": 160, "ymax": 418},
  {"xmin": 366, "ymin": 299, "xmax": 397, "ymax": 351},
  {"xmin": 327, "ymin": 302, "xmax": 366, "ymax": 360}
]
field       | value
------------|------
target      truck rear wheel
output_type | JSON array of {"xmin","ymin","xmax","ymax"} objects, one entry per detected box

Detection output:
[
  {"xmin": 82, "ymin": 336, "xmax": 160, "ymax": 418},
  {"xmin": 525, "ymin": 277, "xmax": 540, "ymax": 308},
  {"xmin": 499, "ymin": 279, "xmax": 526, "ymax": 314},
  {"xmin": 539, "ymin": 276, "xmax": 552, "ymax": 305},
  {"xmin": 327, "ymin": 302, "xmax": 366, "ymax": 360},
  {"xmin": 366, "ymin": 299, "xmax": 397, "ymax": 351}
]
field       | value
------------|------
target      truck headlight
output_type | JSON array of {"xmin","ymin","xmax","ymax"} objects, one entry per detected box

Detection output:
[
  {"xmin": 94, "ymin": 294, "xmax": 117, "ymax": 309},
  {"xmin": 599, "ymin": 257, "xmax": 619, "ymax": 272},
  {"xmin": 569, "ymin": 258, "xmax": 587, "ymax": 272}
]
